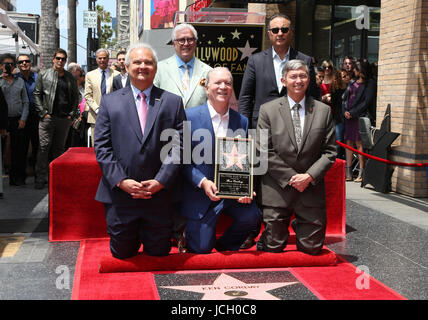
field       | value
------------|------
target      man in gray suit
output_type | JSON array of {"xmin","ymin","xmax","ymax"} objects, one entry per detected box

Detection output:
[
  {"xmin": 154, "ymin": 23, "xmax": 212, "ymax": 109},
  {"xmin": 256, "ymin": 60, "xmax": 336, "ymax": 255}
]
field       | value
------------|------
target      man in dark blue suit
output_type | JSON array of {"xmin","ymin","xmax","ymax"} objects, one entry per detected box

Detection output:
[
  {"xmin": 180, "ymin": 67, "xmax": 261, "ymax": 254},
  {"xmin": 94, "ymin": 43, "xmax": 186, "ymax": 259}
]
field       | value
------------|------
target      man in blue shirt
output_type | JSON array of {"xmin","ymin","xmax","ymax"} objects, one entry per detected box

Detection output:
[{"xmin": 17, "ymin": 54, "xmax": 39, "ymax": 176}]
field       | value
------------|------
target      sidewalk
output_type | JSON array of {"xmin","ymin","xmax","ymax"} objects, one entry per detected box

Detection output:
[{"xmin": 0, "ymin": 175, "xmax": 427, "ymax": 299}]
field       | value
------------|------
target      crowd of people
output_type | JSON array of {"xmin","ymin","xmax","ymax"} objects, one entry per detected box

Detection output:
[{"xmin": 0, "ymin": 14, "xmax": 377, "ymax": 259}]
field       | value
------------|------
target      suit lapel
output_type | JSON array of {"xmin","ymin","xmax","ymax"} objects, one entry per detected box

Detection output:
[
  {"xmin": 186, "ymin": 59, "xmax": 202, "ymax": 104},
  {"xmin": 264, "ymin": 49, "xmax": 278, "ymax": 94},
  {"xmin": 168, "ymin": 57, "xmax": 186, "ymax": 98},
  {"xmin": 141, "ymin": 86, "xmax": 162, "ymax": 147},
  {"xmin": 123, "ymin": 87, "xmax": 144, "ymax": 143},
  {"xmin": 300, "ymin": 96, "xmax": 315, "ymax": 153},
  {"xmin": 279, "ymin": 97, "xmax": 299, "ymax": 152}
]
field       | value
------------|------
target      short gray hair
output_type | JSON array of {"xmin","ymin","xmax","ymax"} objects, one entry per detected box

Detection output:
[
  {"xmin": 95, "ymin": 48, "xmax": 110, "ymax": 57},
  {"xmin": 172, "ymin": 23, "xmax": 198, "ymax": 41},
  {"xmin": 205, "ymin": 67, "xmax": 233, "ymax": 87},
  {"xmin": 125, "ymin": 42, "xmax": 158, "ymax": 66},
  {"xmin": 281, "ymin": 59, "xmax": 309, "ymax": 78}
]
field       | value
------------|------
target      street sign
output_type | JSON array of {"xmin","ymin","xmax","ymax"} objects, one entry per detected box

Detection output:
[{"xmin": 83, "ymin": 10, "xmax": 97, "ymax": 29}]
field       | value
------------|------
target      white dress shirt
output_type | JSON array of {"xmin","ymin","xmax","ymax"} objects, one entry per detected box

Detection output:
[
  {"xmin": 197, "ymin": 102, "xmax": 230, "ymax": 188},
  {"xmin": 272, "ymin": 47, "xmax": 290, "ymax": 93}
]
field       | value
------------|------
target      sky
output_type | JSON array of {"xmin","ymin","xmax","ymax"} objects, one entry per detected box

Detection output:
[{"xmin": 16, "ymin": 0, "xmax": 116, "ymax": 67}]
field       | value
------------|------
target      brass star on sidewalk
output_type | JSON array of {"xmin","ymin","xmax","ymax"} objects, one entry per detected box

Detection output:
[{"xmin": 161, "ymin": 273, "xmax": 298, "ymax": 300}]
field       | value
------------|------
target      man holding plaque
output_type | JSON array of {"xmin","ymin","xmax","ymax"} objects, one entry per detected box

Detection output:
[
  {"xmin": 180, "ymin": 67, "xmax": 261, "ymax": 254},
  {"xmin": 256, "ymin": 60, "xmax": 336, "ymax": 255}
]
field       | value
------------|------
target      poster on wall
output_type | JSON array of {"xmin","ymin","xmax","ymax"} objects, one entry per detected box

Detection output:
[
  {"xmin": 151, "ymin": 0, "xmax": 179, "ymax": 29},
  {"xmin": 190, "ymin": 0, "xmax": 213, "ymax": 12},
  {"xmin": 192, "ymin": 23, "xmax": 265, "ymax": 107}
]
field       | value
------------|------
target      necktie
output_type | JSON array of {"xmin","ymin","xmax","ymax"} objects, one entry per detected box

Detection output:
[
  {"xmin": 138, "ymin": 92, "xmax": 148, "ymax": 135},
  {"xmin": 182, "ymin": 64, "xmax": 190, "ymax": 92},
  {"xmin": 292, "ymin": 104, "xmax": 302, "ymax": 146},
  {"xmin": 101, "ymin": 70, "xmax": 106, "ymax": 95}
]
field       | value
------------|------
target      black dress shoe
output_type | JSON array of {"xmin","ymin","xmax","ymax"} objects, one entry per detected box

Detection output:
[
  {"xmin": 240, "ymin": 235, "xmax": 256, "ymax": 249},
  {"xmin": 35, "ymin": 181, "xmax": 45, "ymax": 190}
]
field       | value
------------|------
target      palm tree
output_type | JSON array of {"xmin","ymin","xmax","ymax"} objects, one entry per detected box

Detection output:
[
  {"xmin": 40, "ymin": 0, "xmax": 59, "ymax": 69},
  {"xmin": 67, "ymin": 0, "xmax": 77, "ymax": 63}
]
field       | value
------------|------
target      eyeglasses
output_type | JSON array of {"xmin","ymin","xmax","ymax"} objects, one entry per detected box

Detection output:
[
  {"xmin": 269, "ymin": 27, "xmax": 290, "ymax": 34},
  {"xmin": 175, "ymin": 37, "xmax": 196, "ymax": 45},
  {"xmin": 325, "ymin": 66, "xmax": 332, "ymax": 69},
  {"xmin": 17, "ymin": 59, "xmax": 31, "ymax": 64},
  {"xmin": 55, "ymin": 57, "xmax": 67, "ymax": 62}
]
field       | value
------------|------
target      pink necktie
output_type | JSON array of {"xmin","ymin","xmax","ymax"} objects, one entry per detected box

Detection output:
[{"xmin": 138, "ymin": 92, "xmax": 148, "ymax": 135}]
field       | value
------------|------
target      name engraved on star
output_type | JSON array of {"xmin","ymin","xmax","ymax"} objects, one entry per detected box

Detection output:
[{"xmin": 214, "ymin": 136, "xmax": 254, "ymax": 199}]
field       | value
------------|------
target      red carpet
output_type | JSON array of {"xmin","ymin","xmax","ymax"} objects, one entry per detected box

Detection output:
[
  {"xmin": 99, "ymin": 246, "xmax": 337, "ymax": 273},
  {"xmin": 72, "ymin": 239, "xmax": 406, "ymax": 300},
  {"xmin": 50, "ymin": 148, "xmax": 346, "ymax": 241}
]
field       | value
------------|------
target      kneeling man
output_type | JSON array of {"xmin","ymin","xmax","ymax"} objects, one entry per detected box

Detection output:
[
  {"xmin": 180, "ymin": 67, "xmax": 261, "ymax": 254},
  {"xmin": 256, "ymin": 60, "xmax": 336, "ymax": 255}
]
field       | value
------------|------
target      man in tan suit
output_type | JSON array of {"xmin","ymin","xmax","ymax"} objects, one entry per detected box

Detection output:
[
  {"xmin": 85, "ymin": 48, "xmax": 119, "ymax": 146},
  {"xmin": 256, "ymin": 59, "xmax": 336, "ymax": 255}
]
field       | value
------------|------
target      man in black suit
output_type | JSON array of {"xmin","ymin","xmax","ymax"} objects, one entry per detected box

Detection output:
[
  {"xmin": 112, "ymin": 50, "xmax": 130, "ymax": 91},
  {"xmin": 239, "ymin": 14, "xmax": 319, "ymax": 130},
  {"xmin": 238, "ymin": 14, "xmax": 320, "ymax": 248}
]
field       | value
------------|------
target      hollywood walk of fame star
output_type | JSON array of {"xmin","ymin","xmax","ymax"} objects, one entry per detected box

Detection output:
[
  {"xmin": 222, "ymin": 144, "xmax": 247, "ymax": 170},
  {"xmin": 161, "ymin": 273, "xmax": 298, "ymax": 300},
  {"xmin": 238, "ymin": 40, "xmax": 258, "ymax": 61},
  {"xmin": 231, "ymin": 29, "xmax": 242, "ymax": 39},
  {"xmin": 217, "ymin": 35, "xmax": 226, "ymax": 43}
]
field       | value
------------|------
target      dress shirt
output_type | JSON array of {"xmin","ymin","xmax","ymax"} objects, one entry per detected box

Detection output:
[
  {"xmin": 287, "ymin": 95, "xmax": 306, "ymax": 133},
  {"xmin": 175, "ymin": 55, "xmax": 195, "ymax": 80},
  {"xmin": 272, "ymin": 47, "xmax": 290, "ymax": 93},
  {"xmin": 120, "ymin": 72, "xmax": 128, "ymax": 88},
  {"xmin": 130, "ymin": 83, "xmax": 152, "ymax": 112},
  {"xmin": 197, "ymin": 102, "xmax": 230, "ymax": 188}
]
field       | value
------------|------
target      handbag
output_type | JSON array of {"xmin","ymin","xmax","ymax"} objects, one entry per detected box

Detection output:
[{"xmin": 71, "ymin": 117, "xmax": 82, "ymax": 130}]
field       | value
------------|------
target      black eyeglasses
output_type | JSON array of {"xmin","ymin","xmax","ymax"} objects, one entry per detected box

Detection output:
[
  {"xmin": 17, "ymin": 59, "xmax": 31, "ymax": 64},
  {"xmin": 175, "ymin": 37, "xmax": 196, "ymax": 45},
  {"xmin": 269, "ymin": 27, "xmax": 290, "ymax": 34},
  {"xmin": 55, "ymin": 57, "xmax": 67, "ymax": 62}
]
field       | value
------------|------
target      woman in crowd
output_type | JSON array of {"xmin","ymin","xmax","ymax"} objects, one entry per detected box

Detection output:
[
  {"xmin": 342, "ymin": 59, "xmax": 376, "ymax": 182},
  {"xmin": 320, "ymin": 60, "xmax": 335, "ymax": 111}
]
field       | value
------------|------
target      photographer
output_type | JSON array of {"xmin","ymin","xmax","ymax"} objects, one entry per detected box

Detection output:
[{"xmin": 0, "ymin": 53, "xmax": 29, "ymax": 186}]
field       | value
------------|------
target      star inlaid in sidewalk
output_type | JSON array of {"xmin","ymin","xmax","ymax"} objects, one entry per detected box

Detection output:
[
  {"xmin": 222, "ymin": 144, "xmax": 247, "ymax": 170},
  {"xmin": 161, "ymin": 273, "xmax": 298, "ymax": 300}
]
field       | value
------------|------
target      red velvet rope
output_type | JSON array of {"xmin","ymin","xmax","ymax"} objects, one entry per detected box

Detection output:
[{"xmin": 336, "ymin": 141, "xmax": 428, "ymax": 167}]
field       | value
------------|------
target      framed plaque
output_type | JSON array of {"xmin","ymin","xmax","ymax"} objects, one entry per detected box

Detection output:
[{"xmin": 214, "ymin": 136, "xmax": 254, "ymax": 199}]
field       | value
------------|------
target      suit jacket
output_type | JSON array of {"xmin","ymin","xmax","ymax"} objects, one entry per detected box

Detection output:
[
  {"xmin": 239, "ymin": 47, "xmax": 320, "ymax": 129},
  {"xmin": 342, "ymin": 79, "xmax": 376, "ymax": 119},
  {"xmin": 112, "ymin": 73, "xmax": 130, "ymax": 91},
  {"xmin": 256, "ymin": 96, "xmax": 337, "ymax": 208},
  {"xmin": 180, "ymin": 103, "xmax": 251, "ymax": 220},
  {"xmin": 85, "ymin": 67, "xmax": 119, "ymax": 124},
  {"xmin": 94, "ymin": 85, "xmax": 186, "ymax": 208},
  {"xmin": 154, "ymin": 56, "xmax": 212, "ymax": 109}
]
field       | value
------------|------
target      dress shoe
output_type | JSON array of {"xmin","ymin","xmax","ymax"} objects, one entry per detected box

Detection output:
[{"xmin": 240, "ymin": 235, "xmax": 256, "ymax": 249}]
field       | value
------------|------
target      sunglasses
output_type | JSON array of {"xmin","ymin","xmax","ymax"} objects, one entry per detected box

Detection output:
[
  {"xmin": 55, "ymin": 57, "xmax": 67, "ymax": 61},
  {"xmin": 325, "ymin": 66, "xmax": 332, "ymax": 69},
  {"xmin": 269, "ymin": 27, "xmax": 290, "ymax": 34},
  {"xmin": 18, "ymin": 59, "xmax": 31, "ymax": 64}
]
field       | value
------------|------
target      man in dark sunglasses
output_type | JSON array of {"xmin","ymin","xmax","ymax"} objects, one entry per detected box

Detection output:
[
  {"xmin": 17, "ymin": 54, "xmax": 39, "ymax": 178},
  {"xmin": 33, "ymin": 48, "xmax": 79, "ymax": 189},
  {"xmin": 238, "ymin": 13, "xmax": 320, "ymax": 249}
]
